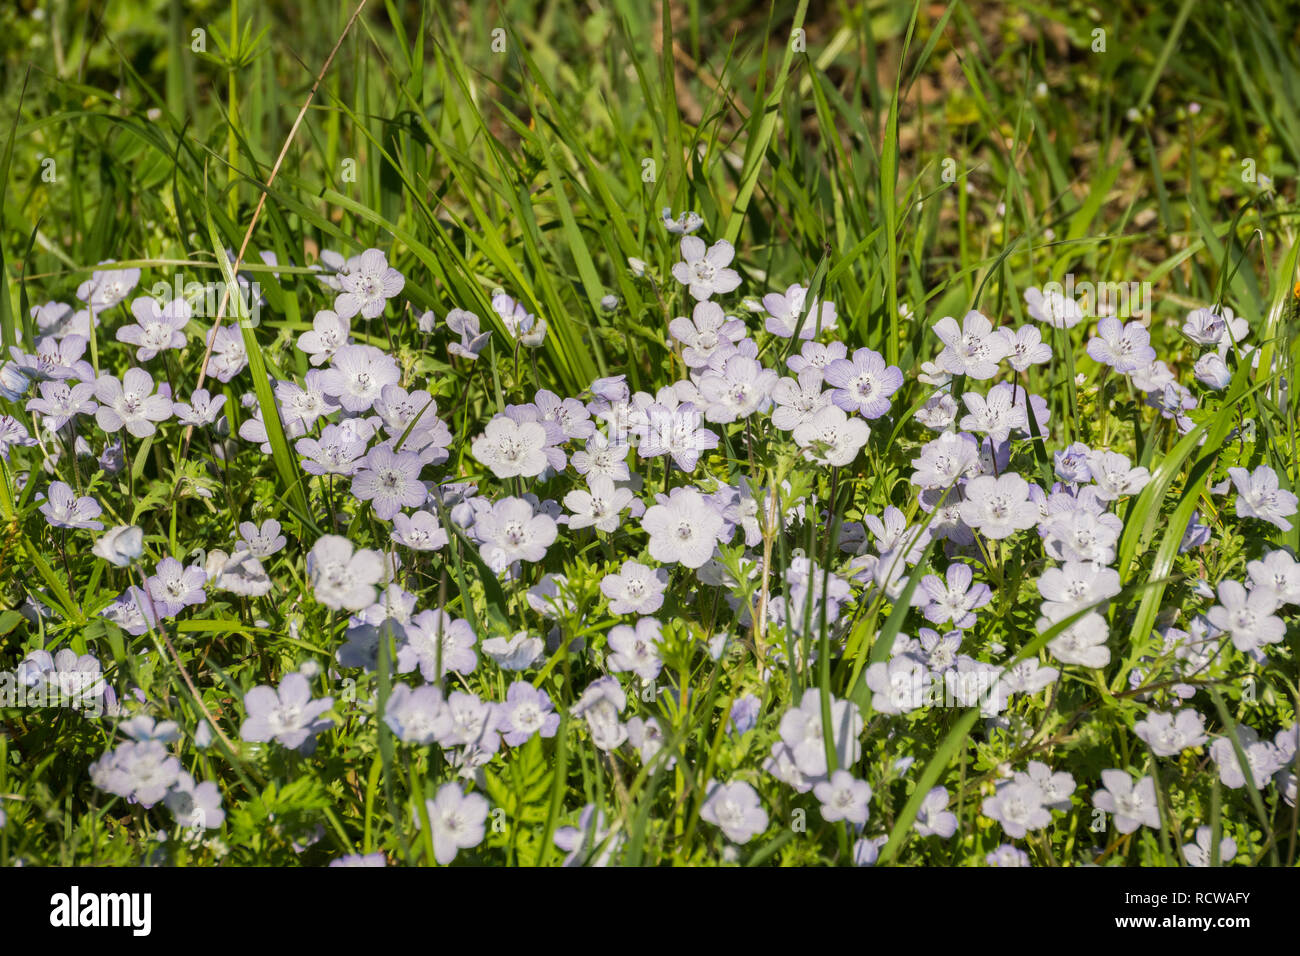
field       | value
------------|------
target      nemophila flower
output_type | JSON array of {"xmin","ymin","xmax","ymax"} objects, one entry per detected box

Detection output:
[
  {"xmin": 91, "ymin": 524, "xmax": 144, "ymax": 566},
  {"xmin": 333, "ymin": 248, "xmax": 404, "ymax": 320},
  {"xmin": 527, "ymin": 574, "xmax": 577, "ymax": 619},
  {"xmin": 472, "ymin": 415, "xmax": 550, "ymax": 479},
  {"xmin": 605, "ymin": 617, "xmax": 664, "ymax": 682},
  {"xmin": 351, "ymin": 446, "xmax": 427, "ymax": 520},
  {"xmin": 318, "ymin": 344, "xmax": 400, "ymax": 412},
  {"xmin": 308, "ymin": 534, "xmax": 386, "ymax": 611},
  {"xmin": 697, "ymin": 352, "xmax": 777, "ymax": 423},
  {"xmin": 392, "ymin": 510, "xmax": 449, "ymax": 552},
  {"xmin": 1086, "ymin": 317, "xmax": 1157, "ymax": 373},
  {"xmin": 1001, "ymin": 657, "xmax": 1058, "ymax": 695},
  {"xmin": 93, "ymin": 368, "xmax": 172, "ymax": 438},
  {"xmin": 601, "ymin": 560, "xmax": 669, "ymax": 615},
  {"xmin": 436, "ymin": 691, "xmax": 501, "ymax": 756},
  {"xmin": 959, "ymin": 473, "xmax": 1039, "ymax": 539},
  {"xmin": 769, "ymin": 369, "xmax": 831, "ymax": 431},
  {"xmin": 0, "ymin": 360, "xmax": 30, "ymax": 400},
  {"xmin": 1053, "ymin": 442, "xmax": 1094, "ymax": 483},
  {"xmin": 534, "ymin": 388, "xmax": 593, "ymax": 442},
  {"xmin": 273, "ymin": 373, "xmax": 335, "ymax": 433},
  {"xmin": 998, "ymin": 325, "xmax": 1053, "ymax": 370},
  {"xmin": 636, "ymin": 401, "xmax": 719, "ymax": 472},
  {"xmin": 778, "ymin": 688, "xmax": 864, "ymax": 778},
  {"xmin": 474, "ymin": 497, "xmax": 558, "ymax": 571},
  {"xmin": 1183, "ymin": 826, "xmax": 1237, "ymax": 868},
  {"xmin": 1013, "ymin": 762, "xmax": 1075, "ymax": 812},
  {"xmin": 240, "ymin": 672, "xmax": 334, "ymax": 753},
  {"xmin": 913, "ymin": 786, "xmax": 958, "ymax": 838},
  {"xmin": 0, "ymin": 415, "xmax": 36, "ymax": 459},
  {"xmin": 786, "ymin": 340, "xmax": 847, "ymax": 380},
  {"xmin": 1025, "ymin": 286, "xmax": 1084, "ymax": 329},
  {"xmin": 662, "ymin": 207, "xmax": 704, "ymax": 234},
  {"xmin": 729, "ymin": 695, "xmax": 761, "ymax": 736},
  {"xmin": 31, "ymin": 300, "xmax": 81, "ymax": 338},
  {"xmin": 626, "ymin": 715, "xmax": 671, "ymax": 767},
  {"xmin": 1037, "ymin": 560, "xmax": 1121, "ymax": 616},
  {"xmin": 417, "ymin": 782, "xmax": 489, "ymax": 865},
  {"xmin": 699, "ymin": 780, "xmax": 768, "ymax": 844},
  {"xmin": 296, "ymin": 423, "xmax": 369, "ymax": 476},
  {"xmin": 933, "ymin": 310, "xmax": 1008, "ymax": 379},
  {"xmin": 118, "ymin": 715, "xmax": 181, "ymax": 744},
  {"xmin": 641, "ymin": 486, "xmax": 724, "ymax": 569},
  {"xmin": 205, "ymin": 325, "xmax": 248, "ymax": 382},
  {"xmin": 1088, "ymin": 449, "xmax": 1151, "ymax": 500},
  {"xmin": 165, "ymin": 772, "xmax": 225, "ymax": 831},
  {"xmin": 570, "ymin": 676, "xmax": 627, "ymax": 751},
  {"xmin": 498, "ymin": 681, "xmax": 560, "ymax": 746},
  {"xmin": 910, "ymin": 431, "xmax": 981, "ymax": 491},
  {"xmin": 103, "ymin": 585, "xmax": 157, "ymax": 636},
  {"xmin": 670, "ymin": 301, "xmax": 746, "ymax": 368},
  {"xmin": 76, "ymin": 261, "xmax": 140, "ymax": 310},
  {"xmin": 921, "ymin": 563, "xmax": 992, "ymax": 630},
  {"xmin": 236, "ymin": 518, "xmax": 286, "ymax": 558},
  {"xmin": 571, "ymin": 431, "xmax": 631, "ymax": 481},
  {"xmin": 985, "ymin": 844, "xmax": 1031, "ymax": 867},
  {"xmin": 822, "ymin": 347, "xmax": 902, "ymax": 419},
  {"xmin": 555, "ymin": 804, "xmax": 624, "ymax": 867},
  {"xmin": 1227, "ymin": 465, "xmax": 1297, "ymax": 531},
  {"xmin": 116, "ymin": 296, "xmax": 190, "ymax": 360},
  {"xmin": 959, "ymin": 386, "xmax": 1027, "ymax": 443},
  {"xmin": 17, "ymin": 648, "xmax": 110, "ymax": 711},
  {"xmin": 145, "ymin": 557, "xmax": 208, "ymax": 618},
  {"xmin": 981, "ymin": 780, "xmax": 1050, "ymax": 838},
  {"xmin": 214, "ymin": 549, "xmax": 273, "ymax": 597},
  {"xmin": 814, "ymin": 770, "xmax": 872, "ymax": 826},
  {"xmin": 1209, "ymin": 727, "xmax": 1280, "ymax": 790},
  {"xmin": 915, "ymin": 627, "xmax": 962, "ymax": 672},
  {"xmin": 565, "ymin": 474, "xmax": 635, "ymax": 532},
  {"xmin": 1134, "ymin": 709, "xmax": 1208, "ymax": 757},
  {"xmin": 1206, "ymin": 580, "xmax": 1285, "ymax": 653},
  {"xmin": 1092, "ymin": 770, "xmax": 1160, "ymax": 833},
  {"xmin": 383, "ymin": 683, "xmax": 448, "ymax": 745},
  {"xmin": 491, "ymin": 293, "xmax": 547, "ymax": 346},
  {"xmin": 1040, "ymin": 508, "xmax": 1122, "ymax": 565},
  {"xmin": 397, "ymin": 609, "xmax": 477, "ymax": 680},
  {"xmin": 1246, "ymin": 549, "xmax": 1300, "ymax": 606},
  {"xmin": 763, "ymin": 283, "xmax": 838, "ymax": 339},
  {"xmin": 482, "ymin": 632, "xmax": 545, "ymax": 671},
  {"xmin": 446, "ymin": 309, "xmax": 491, "ymax": 360},
  {"xmin": 89, "ymin": 740, "xmax": 179, "ymax": 809},
  {"xmin": 864, "ymin": 656, "xmax": 927, "ymax": 714},
  {"xmin": 792, "ymin": 404, "xmax": 871, "ymax": 467},
  {"xmin": 12, "ymin": 334, "xmax": 94, "ymax": 382},
  {"xmin": 672, "ymin": 236, "xmax": 742, "ymax": 301},
  {"xmin": 38, "ymin": 481, "xmax": 103, "ymax": 530},
  {"xmin": 1182, "ymin": 305, "xmax": 1236, "ymax": 346},
  {"xmin": 1127, "ymin": 359, "xmax": 1176, "ymax": 394},
  {"xmin": 1193, "ymin": 352, "xmax": 1231, "ymax": 390},
  {"xmin": 1146, "ymin": 382, "xmax": 1197, "ymax": 421},
  {"xmin": 171, "ymin": 388, "xmax": 226, "ymax": 428},
  {"xmin": 1040, "ymin": 607, "xmax": 1111, "ymax": 668},
  {"xmin": 297, "ymin": 309, "xmax": 349, "ymax": 366}
]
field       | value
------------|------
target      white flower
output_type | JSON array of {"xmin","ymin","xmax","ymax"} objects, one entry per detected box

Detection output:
[
  {"xmin": 671, "ymin": 237, "xmax": 742, "ymax": 301},
  {"xmin": 307, "ymin": 535, "xmax": 386, "ymax": 611},
  {"xmin": 792, "ymin": 405, "xmax": 870, "ymax": 467},
  {"xmin": 333, "ymin": 248, "xmax": 405, "ymax": 320},
  {"xmin": 472, "ymin": 416, "xmax": 550, "ymax": 479},
  {"xmin": 92, "ymin": 524, "xmax": 144, "ymax": 567},
  {"xmin": 640, "ymin": 487, "xmax": 724, "ymax": 569}
]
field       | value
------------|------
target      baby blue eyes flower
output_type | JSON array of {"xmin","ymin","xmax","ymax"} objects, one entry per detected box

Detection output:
[
  {"xmin": 474, "ymin": 496, "xmax": 558, "ymax": 571},
  {"xmin": 672, "ymin": 236, "xmax": 742, "ymax": 301},
  {"xmin": 297, "ymin": 309, "xmax": 350, "ymax": 366},
  {"xmin": 985, "ymin": 844, "xmax": 1031, "ymax": 867},
  {"xmin": 482, "ymin": 631, "xmax": 545, "ymax": 671},
  {"xmin": 792, "ymin": 405, "xmax": 871, "ymax": 467},
  {"xmin": 333, "ymin": 248, "xmax": 405, "ymax": 320},
  {"xmin": 1227, "ymin": 464, "xmax": 1298, "ymax": 531},
  {"xmin": 1091, "ymin": 770, "xmax": 1161, "ymax": 833},
  {"xmin": 762, "ymin": 283, "xmax": 838, "ymax": 339},
  {"xmin": 958, "ymin": 473, "xmax": 1039, "ymax": 540},
  {"xmin": 165, "ymin": 772, "xmax": 225, "ymax": 831},
  {"xmin": 236, "ymin": 518, "xmax": 286, "ymax": 557},
  {"xmin": 1183, "ymin": 826, "xmax": 1237, "ymax": 867},
  {"xmin": 605, "ymin": 617, "xmax": 664, "ymax": 683},
  {"xmin": 91, "ymin": 523, "xmax": 144, "ymax": 566},
  {"xmin": 240, "ymin": 672, "xmax": 335, "ymax": 754},
  {"xmin": 350, "ymin": 445, "xmax": 427, "ymax": 520},
  {"xmin": 822, "ymin": 347, "xmax": 902, "ymax": 419},
  {"xmin": 699, "ymin": 780, "xmax": 768, "ymax": 844},
  {"xmin": 144, "ymin": 556, "xmax": 208, "ymax": 618},
  {"xmin": 813, "ymin": 770, "xmax": 872, "ymax": 826},
  {"xmin": 914, "ymin": 786, "xmax": 958, "ymax": 838},
  {"xmin": 1205, "ymin": 579, "xmax": 1286, "ymax": 653},
  {"xmin": 445, "ymin": 308, "xmax": 491, "ymax": 360},
  {"xmin": 93, "ymin": 368, "xmax": 173, "ymax": 438},
  {"xmin": 416, "ymin": 782, "xmax": 489, "ymax": 865},
  {"xmin": 1193, "ymin": 352, "xmax": 1232, "ymax": 389},
  {"xmin": 38, "ymin": 480, "xmax": 103, "ymax": 530},
  {"xmin": 932, "ymin": 310, "xmax": 1008, "ymax": 379},
  {"xmin": 472, "ymin": 415, "xmax": 552, "ymax": 479},
  {"xmin": 777, "ymin": 688, "xmax": 863, "ymax": 779},
  {"xmin": 491, "ymin": 293, "xmax": 548, "ymax": 347},
  {"xmin": 116, "ymin": 295, "xmax": 191, "ymax": 361},
  {"xmin": 728, "ymin": 695, "xmax": 761, "ymax": 735},
  {"xmin": 383, "ymin": 683, "xmax": 448, "ymax": 745},
  {"xmin": 318, "ymin": 343, "xmax": 400, "ymax": 413},
  {"xmin": 1134, "ymin": 709, "xmax": 1208, "ymax": 757},
  {"xmin": 981, "ymin": 779, "xmax": 1051, "ymax": 838},
  {"xmin": 1086, "ymin": 316, "xmax": 1157, "ymax": 373},
  {"xmin": 307, "ymin": 534, "xmax": 387, "ymax": 611},
  {"xmin": 641, "ymin": 486, "xmax": 724, "ymax": 569},
  {"xmin": 661, "ymin": 207, "xmax": 704, "ymax": 234},
  {"xmin": 497, "ymin": 681, "xmax": 560, "ymax": 746}
]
